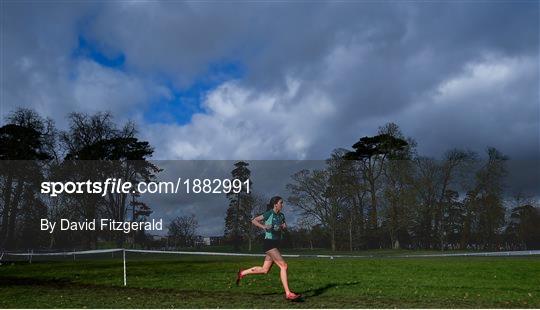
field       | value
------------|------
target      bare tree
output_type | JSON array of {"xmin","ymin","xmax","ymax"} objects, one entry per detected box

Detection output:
[
  {"xmin": 287, "ymin": 168, "xmax": 342, "ymax": 251},
  {"xmin": 167, "ymin": 214, "xmax": 198, "ymax": 247},
  {"xmin": 344, "ymin": 123, "xmax": 410, "ymax": 247},
  {"xmin": 433, "ymin": 149, "xmax": 476, "ymax": 250},
  {"xmin": 60, "ymin": 112, "xmax": 160, "ymax": 248}
]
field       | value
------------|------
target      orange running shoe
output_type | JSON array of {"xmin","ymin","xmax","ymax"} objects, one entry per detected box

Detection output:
[
  {"xmin": 285, "ymin": 292, "xmax": 302, "ymax": 301},
  {"xmin": 236, "ymin": 269, "xmax": 245, "ymax": 286}
]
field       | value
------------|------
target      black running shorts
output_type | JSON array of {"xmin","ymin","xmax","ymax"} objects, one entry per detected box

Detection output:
[{"xmin": 263, "ymin": 239, "xmax": 280, "ymax": 252}]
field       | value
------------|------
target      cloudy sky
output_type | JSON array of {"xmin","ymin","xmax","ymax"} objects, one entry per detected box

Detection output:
[{"xmin": 2, "ymin": 1, "xmax": 538, "ymax": 161}]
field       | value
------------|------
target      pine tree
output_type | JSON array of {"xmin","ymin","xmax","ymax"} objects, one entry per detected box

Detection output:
[{"xmin": 223, "ymin": 161, "xmax": 253, "ymax": 251}]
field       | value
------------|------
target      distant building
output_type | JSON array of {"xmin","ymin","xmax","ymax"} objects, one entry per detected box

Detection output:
[
  {"xmin": 203, "ymin": 237, "xmax": 211, "ymax": 246},
  {"xmin": 194, "ymin": 235, "xmax": 205, "ymax": 247},
  {"xmin": 209, "ymin": 236, "xmax": 223, "ymax": 246},
  {"xmin": 151, "ymin": 235, "xmax": 167, "ymax": 242},
  {"xmin": 193, "ymin": 236, "xmax": 223, "ymax": 246}
]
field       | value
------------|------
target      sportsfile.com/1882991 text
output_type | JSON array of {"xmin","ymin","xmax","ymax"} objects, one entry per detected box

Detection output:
[{"xmin": 40, "ymin": 178, "xmax": 250, "ymax": 197}]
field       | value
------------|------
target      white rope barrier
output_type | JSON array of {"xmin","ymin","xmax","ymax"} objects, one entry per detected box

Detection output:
[
  {"xmin": 397, "ymin": 250, "xmax": 540, "ymax": 258},
  {"xmin": 125, "ymin": 248, "xmax": 302, "ymax": 257},
  {"xmin": 4, "ymin": 248, "xmax": 123, "ymax": 256}
]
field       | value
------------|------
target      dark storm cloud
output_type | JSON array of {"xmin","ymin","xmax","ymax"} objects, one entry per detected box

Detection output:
[{"xmin": 313, "ymin": 2, "xmax": 539, "ymax": 155}]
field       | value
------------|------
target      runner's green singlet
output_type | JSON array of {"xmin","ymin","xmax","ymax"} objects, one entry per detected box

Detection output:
[{"xmin": 262, "ymin": 210, "xmax": 285, "ymax": 240}]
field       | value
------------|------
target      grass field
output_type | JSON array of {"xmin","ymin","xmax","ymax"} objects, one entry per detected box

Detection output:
[{"xmin": 0, "ymin": 253, "xmax": 539, "ymax": 308}]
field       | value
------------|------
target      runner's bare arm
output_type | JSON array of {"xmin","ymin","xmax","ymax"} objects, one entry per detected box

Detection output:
[{"xmin": 252, "ymin": 215, "xmax": 270, "ymax": 230}]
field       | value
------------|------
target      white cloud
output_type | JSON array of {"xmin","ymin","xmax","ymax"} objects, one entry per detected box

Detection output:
[
  {"xmin": 143, "ymin": 78, "xmax": 336, "ymax": 160},
  {"xmin": 397, "ymin": 54, "xmax": 539, "ymax": 158},
  {"xmin": 436, "ymin": 55, "xmax": 523, "ymax": 104},
  {"xmin": 3, "ymin": 42, "xmax": 170, "ymax": 127},
  {"xmin": 71, "ymin": 60, "xmax": 171, "ymax": 114}
]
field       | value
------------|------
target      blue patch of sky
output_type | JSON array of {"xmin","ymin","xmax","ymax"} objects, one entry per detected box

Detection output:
[
  {"xmin": 143, "ymin": 61, "xmax": 245, "ymax": 125},
  {"xmin": 71, "ymin": 35, "xmax": 126, "ymax": 70},
  {"xmin": 70, "ymin": 32, "xmax": 244, "ymax": 126}
]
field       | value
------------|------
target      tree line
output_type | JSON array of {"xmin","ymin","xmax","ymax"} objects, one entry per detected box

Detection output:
[
  {"xmin": 286, "ymin": 123, "xmax": 539, "ymax": 251},
  {"xmin": 0, "ymin": 108, "xmax": 159, "ymax": 250}
]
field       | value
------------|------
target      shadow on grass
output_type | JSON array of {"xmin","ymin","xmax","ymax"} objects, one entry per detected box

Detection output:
[
  {"xmin": 303, "ymin": 281, "xmax": 361, "ymax": 297},
  {"xmin": 259, "ymin": 281, "xmax": 361, "ymax": 298}
]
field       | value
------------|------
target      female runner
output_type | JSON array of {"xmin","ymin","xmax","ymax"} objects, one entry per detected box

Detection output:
[{"xmin": 236, "ymin": 196, "xmax": 302, "ymax": 301}]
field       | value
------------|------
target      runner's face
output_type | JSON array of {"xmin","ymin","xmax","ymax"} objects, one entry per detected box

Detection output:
[{"xmin": 274, "ymin": 199, "xmax": 283, "ymax": 212}]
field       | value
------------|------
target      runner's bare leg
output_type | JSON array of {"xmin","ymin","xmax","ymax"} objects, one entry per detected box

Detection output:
[
  {"xmin": 266, "ymin": 248, "xmax": 291, "ymax": 295},
  {"xmin": 241, "ymin": 255, "xmax": 273, "ymax": 276}
]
